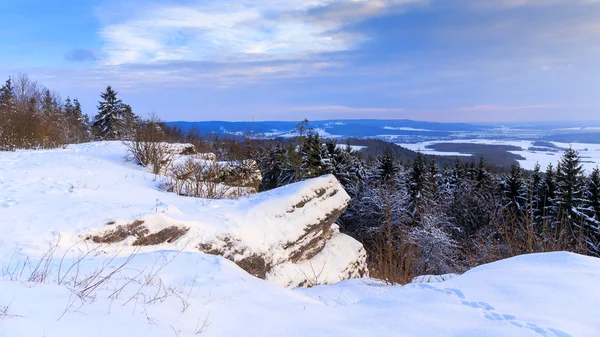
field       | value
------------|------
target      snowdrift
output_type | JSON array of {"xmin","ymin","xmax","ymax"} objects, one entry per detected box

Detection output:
[
  {"xmin": 1, "ymin": 251, "xmax": 599, "ymax": 336},
  {"xmin": 0, "ymin": 142, "xmax": 366, "ymax": 287}
]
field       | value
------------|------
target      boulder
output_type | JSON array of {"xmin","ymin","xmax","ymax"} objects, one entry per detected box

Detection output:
[{"xmin": 86, "ymin": 175, "xmax": 369, "ymax": 287}]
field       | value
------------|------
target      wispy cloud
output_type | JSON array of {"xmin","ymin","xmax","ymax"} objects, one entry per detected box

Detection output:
[
  {"xmin": 289, "ymin": 105, "xmax": 404, "ymax": 114},
  {"xmin": 471, "ymin": 0, "xmax": 600, "ymax": 9},
  {"xmin": 459, "ymin": 104, "xmax": 597, "ymax": 112},
  {"xmin": 96, "ymin": 0, "xmax": 423, "ymax": 66}
]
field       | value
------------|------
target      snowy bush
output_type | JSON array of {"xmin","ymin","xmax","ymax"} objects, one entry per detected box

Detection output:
[
  {"xmin": 163, "ymin": 157, "xmax": 257, "ymax": 199},
  {"xmin": 409, "ymin": 212, "xmax": 457, "ymax": 275}
]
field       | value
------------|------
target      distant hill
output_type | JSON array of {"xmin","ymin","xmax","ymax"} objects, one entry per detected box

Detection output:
[
  {"xmin": 167, "ymin": 119, "xmax": 600, "ymax": 144},
  {"xmin": 166, "ymin": 119, "xmax": 487, "ymax": 142}
]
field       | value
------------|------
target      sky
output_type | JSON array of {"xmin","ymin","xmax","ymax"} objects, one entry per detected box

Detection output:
[{"xmin": 1, "ymin": 0, "xmax": 599, "ymax": 122}]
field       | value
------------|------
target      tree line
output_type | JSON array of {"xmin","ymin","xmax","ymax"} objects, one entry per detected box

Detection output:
[
  {"xmin": 251, "ymin": 124, "xmax": 600, "ymax": 283},
  {"xmin": 0, "ymin": 75, "xmax": 195, "ymax": 150}
]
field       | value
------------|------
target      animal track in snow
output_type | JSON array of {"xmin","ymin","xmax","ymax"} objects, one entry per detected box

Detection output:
[{"xmin": 416, "ymin": 283, "xmax": 571, "ymax": 337}]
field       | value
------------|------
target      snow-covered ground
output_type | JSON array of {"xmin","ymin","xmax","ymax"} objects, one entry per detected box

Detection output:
[
  {"xmin": 399, "ymin": 139, "xmax": 600, "ymax": 172},
  {"xmin": 0, "ymin": 142, "xmax": 366, "ymax": 287},
  {"xmin": 1, "ymin": 251, "xmax": 599, "ymax": 336},
  {"xmin": 1, "ymin": 142, "xmax": 600, "ymax": 336}
]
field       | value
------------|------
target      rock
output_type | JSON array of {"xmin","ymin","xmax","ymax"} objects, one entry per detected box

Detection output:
[
  {"xmin": 267, "ymin": 231, "xmax": 369, "ymax": 288},
  {"xmin": 85, "ymin": 175, "xmax": 369, "ymax": 287}
]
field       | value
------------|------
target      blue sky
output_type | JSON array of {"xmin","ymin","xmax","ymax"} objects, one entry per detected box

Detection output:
[{"xmin": 1, "ymin": 0, "xmax": 599, "ymax": 122}]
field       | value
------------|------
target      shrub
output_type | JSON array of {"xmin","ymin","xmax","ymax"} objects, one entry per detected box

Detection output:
[
  {"xmin": 164, "ymin": 157, "xmax": 256, "ymax": 199},
  {"xmin": 125, "ymin": 117, "xmax": 174, "ymax": 175}
]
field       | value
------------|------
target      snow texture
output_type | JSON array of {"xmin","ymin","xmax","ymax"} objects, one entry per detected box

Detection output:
[
  {"xmin": 1, "ymin": 251, "xmax": 599, "ymax": 336},
  {"xmin": 0, "ymin": 141, "xmax": 363, "ymax": 286}
]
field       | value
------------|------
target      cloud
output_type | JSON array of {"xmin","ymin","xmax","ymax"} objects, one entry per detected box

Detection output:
[
  {"xmin": 470, "ymin": 0, "xmax": 600, "ymax": 9},
  {"xmin": 458, "ymin": 104, "xmax": 596, "ymax": 112},
  {"xmin": 65, "ymin": 49, "xmax": 97, "ymax": 62},
  {"xmin": 289, "ymin": 105, "xmax": 404, "ymax": 114},
  {"xmin": 96, "ymin": 0, "xmax": 423, "ymax": 66}
]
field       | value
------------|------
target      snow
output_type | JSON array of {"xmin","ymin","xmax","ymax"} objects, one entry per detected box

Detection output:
[
  {"xmin": 0, "ymin": 142, "xmax": 357, "ymax": 284},
  {"xmin": 1, "ymin": 142, "xmax": 600, "ymax": 336},
  {"xmin": 383, "ymin": 126, "xmax": 435, "ymax": 132},
  {"xmin": 556, "ymin": 127, "xmax": 600, "ymax": 131},
  {"xmin": 268, "ymin": 230, "xmax": 367, "ymax": 287},
  {"xmin": 335, "ymin": 144, "xmax": 366, "ymax": 151},
  {"xmin": 2, "ymin": 251, "xmax": 599, "ymax": 336},
  {"xmin": 399, "ymin": 141, "xmax": 473, "ymax": 157}
]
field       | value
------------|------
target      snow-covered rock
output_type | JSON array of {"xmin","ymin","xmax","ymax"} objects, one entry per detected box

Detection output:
[
  {"xmin": 268, "ymin": 231, "xmax": 368, "ymax": 287},
  {"xmin": 0, "ymin": 141, "xmax": 365, "ymax": 287}
]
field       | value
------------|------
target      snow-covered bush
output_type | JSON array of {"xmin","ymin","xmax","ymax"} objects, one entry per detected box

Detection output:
[
  {"xmin": 163, "ymin": 157, "xmax": 257, "ymax": 199},
  {"xmin": 409, "ymin": 212, "xmax": 457, "ymax": 275}
]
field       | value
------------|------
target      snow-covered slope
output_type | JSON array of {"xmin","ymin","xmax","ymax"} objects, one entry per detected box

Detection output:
[
  {"xmin": 1, "ymin": 252, "xmax": 599, "ymax": 336},
  {"xmin": 0, "ymin": 142, "xmax": 365, "ymax": 286},
  {"xmin": 1, "ymin": 143, "xmax": 600, "ymax": 336}
]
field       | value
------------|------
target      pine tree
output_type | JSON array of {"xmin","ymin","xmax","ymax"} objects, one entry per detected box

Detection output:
[
  {"xmin": 555, "ymin": 147, "xmax": 586, "ymax": 232},
  {"xmin": 40, "ymin": 89, "xmax": 60, "ymax": 116},
  {"xmin": 542, "ymin": 163, "xmax": 558, "ymax": 223},
  {"xmin": 0, "ymin": 77, "xmax": 16, "ymax": 150},
  {"xmin": 476, "ymin": 156, "xmax": 490, "ymax": 188},
  {"xmin": 92, "ymin": 86, "xmax": 129, "ymax": 140},
  {"xmin": 120, "ymin": 103, "xmax": 139, "ymax": 140},
  {"xmin": 526, "ymin": 163, "xmax": 545, "ymax": 226},
  {"xmin": 74, "ymin": 99, "xmax": 90, "ymax": 135},
  {"xmin": 583, "ymin": 168, "xmax": 600, "ymax": 255},
  {"xmin": 407, "ymin": 152, "xmax": 428, "ymax": 216},
  {"xmin": 374, "ymin": 148, "xmax": 399, "ymax": 183},
  {"xmin": 64, "ymin": 97, "xmax": 90, "ymax": 143},
  {"xmin": 260, "ymin": 143, "xmax": 288, "ymax": 191},
  {"xmin": 323, "ymin": 139, "xmax": 338, "ymax": 176},
  {"xmin": 0, "ymin": 77, "xmax": 15, "ymax": 108},
  {"xmin": 501, "ymin": 163, "xmax": 526, "ymax": 215},
  {"xmin": 586, "ymin": 168, "xmax": 600, "ymax": 222},
  {"xmin": 300, "ymin": 132, "xmax": 326, "ymax": 179}
]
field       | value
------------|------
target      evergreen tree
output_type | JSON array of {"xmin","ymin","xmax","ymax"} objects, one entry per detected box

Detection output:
[
  {"xmin": 260, "ymin": 143, "xmax": 288, "ymax": 191},
  {"xmin": 586, "ymin": 168, "xmax": 600, "ymax": 222},
  {"xmin": 0, "ymin": 77, "xmax": 15, "ymax": 108},
  {"xmin": 475, "ymin": 156, "xmax": 490, "ymax": 188},
  {"xmin": 450, "ymin": 159, "xmax": 464, "ymax": 189},
  {"xmin": 40, "ymin": 89, "xmax": 60, "ymax": 116},
  {"xmin": 374, "ymin": 148, "xmax": 399, "ymax": 183},
  {"xmin": 120, "ymin": 103, "xmax": 139, "ymax": 140},
  {"xmin": 542, "ymin": 163, "xmax": 558, "ymax": 223},
  {"xmin": 92, "ymin": 86, "xmax": 131, "ymax": 140},
  {"xmin": 64, "ymin": 97, "xmax": 90, "ymax": 143},
  {"xmin": 300, "ymin": 132, "xmax": 326, "ymax": 179},
  {"xmin": 73, "ymin": 98, "xmax": 90, "ymax": 132},
  {"xmin": 555, "ymin": 147, "xmax": 586, "ymax": 232},
  {"xmin": 583, "ymin": 168, "xmax": 600, "ymax": 255},
  {"xmin": 466, "ymin": 160, "xmax": 477, "ymax": 181},
  {"xmin": 323, "ymin": 139, "xmax": 339, "ymax": 175},
  {"xmin": 526, "ymin": 163, "xmax": 545, "ymax": 225},
  {"xmin": 407, "ymin": 152, "xmax": 428, "ymax": 216},
  {"xmin": 501, "ymin": 163, "xmax": 526, "ymax": 215}
]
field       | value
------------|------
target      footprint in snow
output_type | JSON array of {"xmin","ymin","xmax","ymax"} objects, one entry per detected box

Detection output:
[
  {"xmin": 417, "ymin": 284, "xmax": 572, "ymax": 337},
  {"xmin": 447, "ymin": 288, "xmax": 571, "ymax": 337}
]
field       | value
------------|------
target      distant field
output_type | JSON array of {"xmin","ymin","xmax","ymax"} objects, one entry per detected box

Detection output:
[
  {"xmin": 400, "ymin": 139, "xmax": 600, "ymax": 172},
  {"xmin": 424, "ymin": 143, "xmax": 526, "ymax": 167}
]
